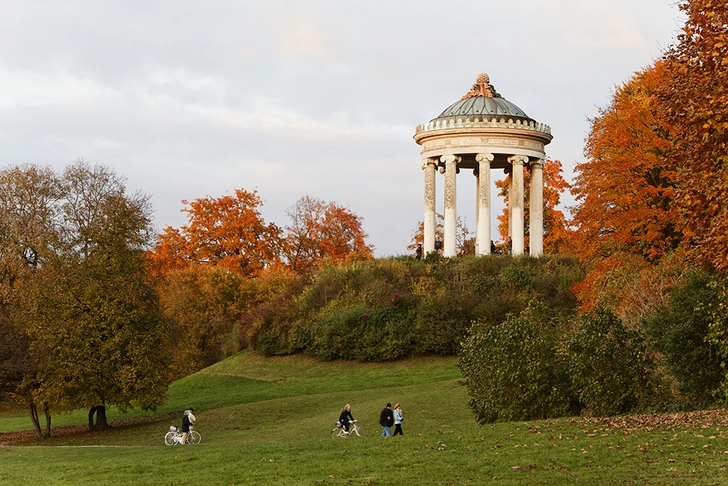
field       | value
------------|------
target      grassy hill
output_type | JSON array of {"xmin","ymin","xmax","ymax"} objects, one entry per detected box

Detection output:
[{"xmin": 1, "ymin": 351, "xmax": 728, "ymax": 485}]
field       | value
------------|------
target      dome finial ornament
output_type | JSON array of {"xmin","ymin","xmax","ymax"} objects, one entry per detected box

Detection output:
[{"xmin": 461, "ymin": 72, "xmax": 502, "ymax": 100}]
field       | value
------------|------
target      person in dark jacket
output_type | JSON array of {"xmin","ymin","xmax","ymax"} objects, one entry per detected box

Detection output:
[
  {"xmin": 339, "ymin": 404, "xmax": 354, "ymax": 433},
  {"xmin": 181, "ymin": 408, "xmax": 195, "ymax": 444},
  {"xmin": 379, "ymin": 403, "xmax": 394, "ymax": 437}
]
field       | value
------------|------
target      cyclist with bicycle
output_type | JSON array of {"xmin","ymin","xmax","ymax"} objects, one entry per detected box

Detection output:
[{"xmin": 338, "ymin": 404, "xmax": 354, "ymax": 434}]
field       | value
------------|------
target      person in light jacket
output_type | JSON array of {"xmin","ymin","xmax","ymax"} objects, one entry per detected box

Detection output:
[{"xmin": 393, "ymin": 403, "xmax": 404, "ymax": 436}]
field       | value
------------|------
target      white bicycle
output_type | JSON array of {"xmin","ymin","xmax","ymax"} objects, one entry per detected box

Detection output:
[
  {"xmin": 332, "ymin": 419, "xmax": 366, "ymax": 438},
  {"xmin": 164, "ymin": 425, "xmax": 201, "ymax": 446}
]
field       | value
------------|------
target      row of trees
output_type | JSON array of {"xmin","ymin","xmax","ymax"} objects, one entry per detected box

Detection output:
[
  {"xmin": 0, "ymin": 162, "xmax": 378, "ymax": 436},
  {"xmin": 150, "ymin": 192, "xmax": 373, "ymax": 278}
]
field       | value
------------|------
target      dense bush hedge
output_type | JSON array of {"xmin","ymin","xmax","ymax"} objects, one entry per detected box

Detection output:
[
  {"xmin": 459, "ymin": 305, "xmax": 659, "ymax": 423},
  {"xmin": 241, "ymin": 255, "xmax": 584, "ymax": 361}
]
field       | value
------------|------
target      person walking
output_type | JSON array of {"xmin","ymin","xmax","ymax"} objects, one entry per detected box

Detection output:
[
  {"xmin": 379, "ymin": 403, "xmax": 394, "ymax": 437},
  {"xmin": 393, "ymin": 403, "xmax": 403, "ymax": 436},
  {"xmin": 181, "ymin": 408, "xmax": 196, "ymax": 444}
]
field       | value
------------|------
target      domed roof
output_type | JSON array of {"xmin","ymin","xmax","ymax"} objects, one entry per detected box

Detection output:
[{"xmin": 431, "ymin": 72, "xmax": 534, "ymax": 124}]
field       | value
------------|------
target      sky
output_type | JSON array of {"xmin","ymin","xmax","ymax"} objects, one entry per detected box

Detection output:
[{"xmin": 0, "ymin": 0, "xmax": 685, "ymax": 257}]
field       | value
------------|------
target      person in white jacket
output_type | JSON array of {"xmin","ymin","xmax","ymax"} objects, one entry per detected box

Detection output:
[{"xmin": 393, "ymin": 403, "xmax": 403, "ymax": 436}]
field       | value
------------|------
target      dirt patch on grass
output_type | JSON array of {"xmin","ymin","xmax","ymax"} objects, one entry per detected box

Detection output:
[
  {"xmin": 0, "ymin": 411, "xmax": 179, "ymax": 446},
  {"xmin": 0, "ymin": 423, "xmax": 89, "ymax": 445}
]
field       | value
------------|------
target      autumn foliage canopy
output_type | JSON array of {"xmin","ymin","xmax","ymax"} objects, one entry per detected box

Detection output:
[
  {"xmin": 657, "ymin": 0, "xmax": 728, "ymax": 273},
  {"xmin": 150, "ymin": 191, "xmax": 373, "ymax": 278},
  {"xmin": 150, "ymin": 189, "xmax": 282, "ymax": 277},
  {"xmin": 568, "ymin": 0, "xmax": 728, "ymax": 317}
]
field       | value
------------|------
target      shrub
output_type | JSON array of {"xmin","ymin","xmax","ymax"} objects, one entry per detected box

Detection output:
[
  {"xmin": 240, "ymin": 266, "xmax": 306, "ymax": 356},
  {"xmin": 567, "ymin": 309, "xmax": 653, "ymax": 416},
  {"xmin": 303, "ymin": 305, "xmax": 412, "ymax": 361},
  {"xmin": 458, "ymin": 300, "xmax": 575, "ymax": 423},
  {"xmin": 643, "ymin": 272, "xmax": 724, "ymax": 406},
  {"xmin": 247, "ymin": 256, "xmax": 583, "ymax": 362}
]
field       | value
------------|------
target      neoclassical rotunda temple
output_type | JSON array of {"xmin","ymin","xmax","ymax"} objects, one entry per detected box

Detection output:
[{"xmin": 414, "ymin": 72, "xmax": 553, "ymax": 257}]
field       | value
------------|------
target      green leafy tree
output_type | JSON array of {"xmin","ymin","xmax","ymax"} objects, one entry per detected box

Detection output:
[
  {"xmin": 695, "ymin": 276, "xmax": 728, "ymax": 403},
  {"xmin": 458, "ymin": 300, "xmax": 574, "ymax": 423},
  {"xmin": 566, "ymin": 309, "xmax": 652, "ymax": 416},
  {"xmin": 26, "ymin": 162, "xmax": 172, "ymax": 431},
  {"xmin": 644, "ymin": 272, "xmax": 724, "ymax": 406},
  {"xmin": 0, "ymin": 164, "xmax": 62, "ymax": 437}
]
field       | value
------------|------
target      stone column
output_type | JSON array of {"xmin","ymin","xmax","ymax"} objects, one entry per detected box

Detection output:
[
  {"xmin": 507, "ymin": 168, "xmax": 513, "ymax": 242},
  {"xmin": 441, "ymin": 154, "xmax": 460, "ymax": 258},
  {"xmin": 422, "ymin": 158, "xmax": 437, "ymax": 255},
  {"xmin": 474, "ymin": 169, "xmax": 479, "ymax": 255},
  {"xmin": 529, "ymin": 159, "xmax": 544, "ymax": 257},
  {"xmin": 476, "ymin": 152, "xmax": 493, "ymax": 255},
  {"xmin": 508, "ymin": 155, "xmax": 528, "ymax": 255}
]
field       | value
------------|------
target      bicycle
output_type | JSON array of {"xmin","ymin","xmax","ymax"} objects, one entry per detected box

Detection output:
[
  {"xmin": 164, "ymin": 425, "xmax": 201, "ymax": 445},
  {"xmin": 332, "ymin": 419, "xmax": 365, "ymax": 438}
]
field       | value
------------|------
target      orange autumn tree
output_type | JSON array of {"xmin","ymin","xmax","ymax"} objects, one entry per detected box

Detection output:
[
  {"xmin": 658, "ymin": 0, "xmax": 728, "ymax": 273},
  {"xmin": 495, "ymin": 157, "xmax": 571, "ymax": 254},
  {"xmin": 570, "ymin": 62, "xmax": 678, "ymax": 264},
  {"xmin": 149, "ymin": 189, "xmax": 282, "ymax": 277},
  {"xmin": 568, "ymin": 62, "xmax": 680, "ymax": 315},
  {"xmin": 283, "ymin": 195, "xmax": 374, "ymax": 275}
]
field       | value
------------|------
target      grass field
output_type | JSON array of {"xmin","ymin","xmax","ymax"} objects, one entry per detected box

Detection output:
[{"xmin": 2, "ymin": 351, "xmax": 728, "ymax": 485}]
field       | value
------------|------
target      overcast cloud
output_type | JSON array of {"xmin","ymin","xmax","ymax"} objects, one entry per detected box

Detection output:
[{"xmin": 0, "ymin": 0, "xmax": 684, "ymax": 256}]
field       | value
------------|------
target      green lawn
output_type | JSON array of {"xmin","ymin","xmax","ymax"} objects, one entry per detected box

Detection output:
[{"xmin": 2, "ymin": 351, "xmax": 728, "ymax": 485}]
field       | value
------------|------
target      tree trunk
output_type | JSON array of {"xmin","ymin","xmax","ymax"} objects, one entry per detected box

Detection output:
[
  {"xmin": 43, "ymin": 402, "xmax": 52, "ymax": 438},
  {"xmin": 28, "ymin": 401, "xmax": 43, "ymax": 438},
  {"xmin": 88, "ymin": 405, "xmax": 110, "ymax": 431}
]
